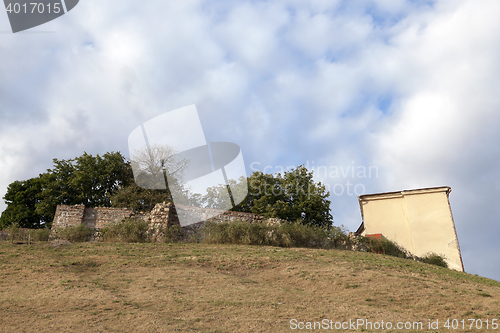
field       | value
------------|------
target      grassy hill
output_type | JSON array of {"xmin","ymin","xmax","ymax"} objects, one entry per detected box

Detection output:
[{"xmin": 0, "ymin": 241, "xmax": 499, "ymax": 332}]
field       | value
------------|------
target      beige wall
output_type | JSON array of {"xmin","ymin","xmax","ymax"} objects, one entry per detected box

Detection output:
[{"xmin": 359, "ymin": 187, "xmax": 464, "ymax": 272}]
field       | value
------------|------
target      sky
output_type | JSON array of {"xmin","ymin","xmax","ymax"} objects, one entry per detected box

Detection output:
[{"xmin": 1, "ymin": 0, "xmax": 500, "ymax": 281}]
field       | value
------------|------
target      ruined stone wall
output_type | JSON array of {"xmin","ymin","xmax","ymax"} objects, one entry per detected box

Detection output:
[
  {"xmin": 141, "ymin": 203, "xmax": 270, "ymax": 241},
  {"xmin": 173, "ymin": 204, "xmax": 268, "ymax": 236},
  {"xmin": 51, "ymin": 205, "xmax": 138, "ymax": 237},
  {"xmin": 51, "ymin": 202, "xmax": 285, "ymax": 242},
  {"xmin": 175, "ymin": 204, "xmax": 265, "ymax": 225},
  {"xmin": 143, "ymin": 202, "xmax": 180, "ymax": 242},
  {"xmin": 52, "ymin": 205, "xmax": 85, "ymax": 229},
  {"xmin": 82, "ymin": 207, "xmax": 137, "ymax": 229},
  {"xmin": 176, "ymin": 205, "xmax": 292, "ymax": 237}
]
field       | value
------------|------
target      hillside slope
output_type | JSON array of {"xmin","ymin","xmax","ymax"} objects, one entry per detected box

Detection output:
[{"xmin": 0, "ymin": 242, "xmax": 499, "ymax": 332}]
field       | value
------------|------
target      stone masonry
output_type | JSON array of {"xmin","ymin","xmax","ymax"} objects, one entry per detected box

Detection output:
[
  {"xmin": 51, "ymin": 202, "xmax": 284, "ymax": 242},
  {"xmin": 51, "ymin": 205, "xmax": 141, "ymax": 239},
  {"xmin": 51, "ymin": 204, "xmax": 86, "ymax": 229}
]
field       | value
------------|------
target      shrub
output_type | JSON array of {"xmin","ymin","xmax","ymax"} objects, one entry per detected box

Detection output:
[
  {"xmin": 325, "ymin": 224, "xmax": 349, "ymax": 248},
  {"xmin": 202, "ymin": 220, "xmax": 291, "ymax": 246},
  {"xmin": 265, "ymin": 225, "xmax": 293, "ymax": 247},
  {"xmin": 164, "ymin": 224, "xmax": 184, "ymax": 243},
  {"xmin": 6, "ymin": 222, "xmax": 20, "ymax": 243},
  {"xmin": 229, "ymin": 221, "xmax": 253, "ymax": 244},
  {"xmin": 57, "ymin": 225, "xmax": 94, "ymax": 242},
  {"xmin": 202, "ymin": 220, "xmax": 255, "ymax": 245},
  {"xmin": 100, "ymin": 218, "xmax": 149, "ymax": 243},
  {"xmin": 421, "ymin": 252, "xmax": 448, "ymax": 268},
  {"xmin": 201, "ymin": 220, "xmax": 347, "ymax": 249},
  {"xmin": 281, "ymin": 222, "xmax": 328, "ymax": 248},
  {"xmin": 2, "ymin": 224, "xmax": 50, "ymax": 243},
  {"xmin": 28, "ymin": 228, "xmax": 51, "ymax": 242},
  {"xmin": 359, "ymin": 236, "xmax": 410, "ymax": 258}
]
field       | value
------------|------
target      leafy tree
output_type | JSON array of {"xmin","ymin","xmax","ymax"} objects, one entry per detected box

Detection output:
[
  {"xmin": 1, "ymin": 151, "xmax": 132, "ymax": 229},
  {"xmin": 1, "ymin": 146, "xmax": 196, "ymax": 229},
  {"xmin": 109, "ymin": 182, "xmax": 171, "ymax": 212},
  {"xmin": 202, "ymin": 176, "xmax": 248, "ymax": 210},
  {"xmin": 0, "ymin": 178, "xmax": 49, "ymax": 229},
  {"xmin": 47, "ymin": 151, "xmax": 132, "ymax": 207},
  {"xmin": 205, "ymin": 165, "xmax": 333, "ymax": 228}
]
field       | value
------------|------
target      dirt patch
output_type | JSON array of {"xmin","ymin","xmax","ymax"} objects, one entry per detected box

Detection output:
[{"xmin": 47, "ymin": 239, "xmax": 72, "ymax": 248}]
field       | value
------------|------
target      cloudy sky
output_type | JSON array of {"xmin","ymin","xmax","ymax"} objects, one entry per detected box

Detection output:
[{"xmin": 1, "ymin": 0, "xmax": 500, "ymax": 280}]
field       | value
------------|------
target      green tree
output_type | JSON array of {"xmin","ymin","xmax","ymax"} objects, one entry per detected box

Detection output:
[
  {"xmin": 205, "ymin": 165, "xmax": 333, "ymax": 228},
  {"xmin": 48, "ymin": 151, "xmax": 132, "ymax": 207},
  {"xmin": 0, "ymin": 178, "xmax": 49, "ymax": 229},
  {"xmin": 109, "ymin": 182, "xmax": 171, "ymax": 212},
  {"xmin": 1, "ymin": 151, "xmax": 132, "ymax": 229},
  {"xmin": 202, "ymin": 176, "xmax": 248, "ymax": 210}
]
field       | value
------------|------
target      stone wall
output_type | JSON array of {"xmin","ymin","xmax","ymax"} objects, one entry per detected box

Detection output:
[
  {"xmin": 51, "ymin": 202, "xmax": 285, "ymax": 242},
  {"xmin": 52, "ymin": 204, "xmax": 85, "ymax": 229},
  {"xmin": 143, "ymin": 203, "xmax": 278, "ymax": 241},
  {"xmin": 51, "ymin": 205, "xmax": 140, "ymax": 239},
  {"xmin": 174, "ymin": 204, "xmax": 272, "ymax": 237},
  {"xmin": 175, "ymin": 204, "xmax": 265, "ymax": 225},
  {"xmin": 82, "ymin": 207, "xmax": 138, "ymax": 229},
  {"xmin": 143, "ymin": 202, "xmax": 180, "ymax": 242}
]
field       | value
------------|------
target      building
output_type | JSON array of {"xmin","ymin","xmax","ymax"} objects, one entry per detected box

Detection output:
[{"xmin": 356, "ymin": 186, "xmax": 464, "ymax": 271}]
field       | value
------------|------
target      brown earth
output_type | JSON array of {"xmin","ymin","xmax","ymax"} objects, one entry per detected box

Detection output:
[{"xmin": 0, "ymin": 241, "xmax": 499, "ymax": 332}]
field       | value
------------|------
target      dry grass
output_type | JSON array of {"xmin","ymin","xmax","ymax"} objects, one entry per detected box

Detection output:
[{"xmin": 0, "ymin": 241, "xmax": 499, "ymax": 332}]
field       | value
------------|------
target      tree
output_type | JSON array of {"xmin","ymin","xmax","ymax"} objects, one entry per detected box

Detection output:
[
  {"xmin": 203, "ymin": 179, "xmax": 236, "ymax": 210},
  {"xmin": 0, "ymin": 147, "xmax": 195, "ymax": 229},
  {"xmin": 129, "ymin": 143, "xmax": 187, "ymax": 191},
  {"xmin": 109, "ymin": 182, "xmax": 170, "ymax": 212},
  {"xmin": 205, "ymin": 165, "xmax": 333, "ymax": 228},
  {"xmin": 0, "ymin": 151, "xmax": 132, "ymax": 229},
  {"xmin": 110, "ymin": 144, "xmax": 189, "ymax": 211},
  {"xmin": 0, "ymin": 178, "xmax": 49, "ymax": 229},
  {"xmin": 48, "ymin": 151, "xmax": 132, "ymax": 207}
]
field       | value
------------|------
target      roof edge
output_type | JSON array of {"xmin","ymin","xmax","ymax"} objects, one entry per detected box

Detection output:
[{"xmin": 359, "ymin": 186, "xmax": 451, "ymax": 201}]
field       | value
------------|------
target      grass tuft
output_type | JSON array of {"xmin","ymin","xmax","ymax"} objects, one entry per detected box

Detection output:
[
  {"xmin": 100, "ymin": 218, "xmax": 149, "ymax": 243},
  {"xmin": 201, "ymin": 220, "xmax": 347, "ymax": 249},
  {"xmin": 358, "ymin": 236, "xmax": 410, "ymax": 258},
  {"xmin": 57, "ymin": 225, "xmax": 94, "ymax": 242},
  {"xmin": 164, "ymin": 224, "xmax": 185, "ymax": 243},
  {"xmin": 421, "ymin": 252, "xmax": 448, "ymax": 268}
]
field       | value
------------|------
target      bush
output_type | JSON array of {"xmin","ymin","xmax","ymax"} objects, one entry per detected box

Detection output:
[
  {"xmin": 28, "ymin": 228, "xmax": 51, "ymax": 242},
  {"xmin": 281, "ymin": 222, "xmax": 328, "ymax": 248},
  {"xmin": 6, "ymin": 222, "xmax": 20, "ymax": 243},
  {"xmin": 421, "ymin": 252, "xmax": 448, "ymax": 268},
  {"xmin": 201, "ymin": 220, "xmax": 347, "ymax": 249},
  {"xmin": 325, "ymin": 224, "xmax": 349, "ymax": 248},
  {"xmin": 264, "ymin": 225, "xmax": 293, "ymax": 247},
  {"xmin": 202, "ymin": 220, "xmax": 289, "ymax": 246},
  {"xmin": 57, "ymin": 225, "xmax": 94, "ymax": 242},
  {"xmin": 359, "ymin": 236, "xmax": 410, "ymax": 258},
  {"xmin": 100, "ymin": 218, "xmax": 149, "ymax": 243},
  {"xmin": 2, "ymin": 224, "xmax": 50, "ymax": 243},
  {"xmin": 202, "ymin": 220, "xmax": 259, "ymax": 245},
  {"xmin": 164, "ymin": 224, "xmax": 184, "ymax": 243}
]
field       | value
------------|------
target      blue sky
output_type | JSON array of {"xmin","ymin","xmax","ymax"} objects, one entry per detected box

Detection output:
[{"xmin": 1, "ymin": 0, "xmax": 500, "ymax": 281}]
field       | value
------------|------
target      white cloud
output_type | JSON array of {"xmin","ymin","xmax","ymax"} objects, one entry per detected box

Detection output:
[{"xmin": 368, "ymin": 0, "xmax": 500, "ymax": 276}]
